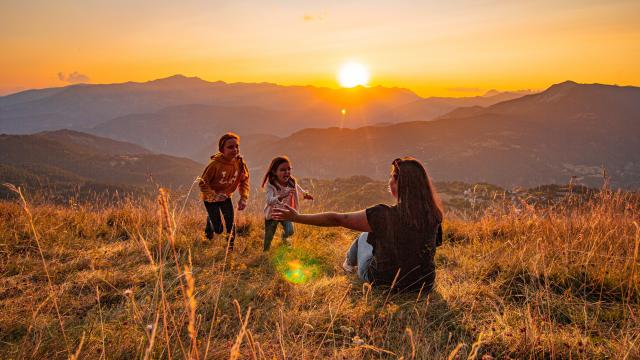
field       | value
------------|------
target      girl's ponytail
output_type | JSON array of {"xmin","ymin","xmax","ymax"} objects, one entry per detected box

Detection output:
[{"xmin": 238, "ymin": 155, "xmax": 249, "ymax": 178}]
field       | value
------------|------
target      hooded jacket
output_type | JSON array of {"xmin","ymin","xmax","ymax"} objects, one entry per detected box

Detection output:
[
  {"xmin": 199, "ymin": 153, "xmax": 250, "ymax": 202},
  {"xmin": 263, "ymin": 181, "xmax": 307, "ymax": 220}
]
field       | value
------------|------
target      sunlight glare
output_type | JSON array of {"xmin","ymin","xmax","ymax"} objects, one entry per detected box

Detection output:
[{"xmin": 338, "ymin": 62, "xmax": 370, "ymax": 88}]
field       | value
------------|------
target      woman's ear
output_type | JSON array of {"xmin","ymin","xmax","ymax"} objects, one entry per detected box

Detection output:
[{"xmin": 389, "ymin": 175, "xmax": 399, "ymax": 198}]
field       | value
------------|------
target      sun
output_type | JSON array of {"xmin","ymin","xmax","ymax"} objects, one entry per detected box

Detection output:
[{"xmin": 338, "ymin": 62, "xmax": 370, "ymax": 88}]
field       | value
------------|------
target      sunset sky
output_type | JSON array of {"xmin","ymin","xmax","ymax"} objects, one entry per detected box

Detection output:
[{"xmin": 1, "ymin": 0, "xmax": 639, "ymax": 97}]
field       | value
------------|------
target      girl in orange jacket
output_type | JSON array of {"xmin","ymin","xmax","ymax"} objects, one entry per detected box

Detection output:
[{"xmin": 198, "ymin": 133, "xmax": 250, "ymax": 250}]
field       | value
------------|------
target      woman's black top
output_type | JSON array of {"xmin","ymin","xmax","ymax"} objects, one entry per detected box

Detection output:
[{"xmin": 365, "ymin": 204, "xmax": 442, "ymax": 292}]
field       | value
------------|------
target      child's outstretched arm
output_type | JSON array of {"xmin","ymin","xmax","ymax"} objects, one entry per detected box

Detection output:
[
  {"xmin": 295, "ymin": 183, "xmax": 314, "ymax": 200},
  {"xmin": 265, "ymin": 184, "xmax": 295, "ymax": 206}
]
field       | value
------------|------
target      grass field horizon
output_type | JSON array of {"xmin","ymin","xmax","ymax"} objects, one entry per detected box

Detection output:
[{"xmin": 1, "ymin": 182, "xmax": 638, "ymax": 359}]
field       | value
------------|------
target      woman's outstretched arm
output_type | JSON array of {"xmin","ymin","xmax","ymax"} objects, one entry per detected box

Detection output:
[{"xmin": 271, "ymin": 205, "xmax": 372, "ymax": 232}]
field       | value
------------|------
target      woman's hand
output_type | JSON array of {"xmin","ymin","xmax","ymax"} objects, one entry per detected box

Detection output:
[
  {"xmin": 303, "ymin": 192, "xmax": 314, "ymax": 200},
  {"xmin": 271, "ymin": 204, "xmax": 298, "ymax": 221}
]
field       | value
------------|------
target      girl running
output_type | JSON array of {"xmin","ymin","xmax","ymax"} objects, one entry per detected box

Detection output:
[
  {"xmin": 198, "ymin": 132, "xmax": 250, "ymax": 251},
  {"xmin": 262, "ymin": 156, "xmax": 313, "ymax": 251}
]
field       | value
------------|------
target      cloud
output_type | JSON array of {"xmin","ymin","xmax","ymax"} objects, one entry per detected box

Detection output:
[
  {"xmin": 58, "ymin": 71, "xmax": 90, "ymax": 83},
  {"xmin": 447, "ymin": 87, "xmax": 483, "ymax": 93}
]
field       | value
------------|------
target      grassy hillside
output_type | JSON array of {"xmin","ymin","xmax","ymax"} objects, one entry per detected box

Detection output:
[
  {"xmin": 0, "ymin": 186, "xmax": 638, "ymax": 359},
  {"xmin": 0, "ymin": 130, "xmax": 203, "ymax": 201}
]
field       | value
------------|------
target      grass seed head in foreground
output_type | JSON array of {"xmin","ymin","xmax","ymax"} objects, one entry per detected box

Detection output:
[{"xmin": 0, "ymin": 186, "xmax": 638, "ymax": 359}]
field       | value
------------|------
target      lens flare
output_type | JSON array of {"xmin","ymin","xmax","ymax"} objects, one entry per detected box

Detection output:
[
  {"xmin": 284, "ymin": 260, "xmax": 308, "ymax": 284},
  {"xmin": 272, "ymin": 247, "xmax": 322, "ymax": 284}
]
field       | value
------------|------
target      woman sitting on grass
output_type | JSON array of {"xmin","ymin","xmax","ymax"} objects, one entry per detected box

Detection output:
[{"xmin": 272, "ymin": 157, "xmax": 443, "ymax": 292}]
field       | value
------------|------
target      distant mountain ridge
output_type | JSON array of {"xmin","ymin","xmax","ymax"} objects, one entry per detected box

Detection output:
[
  {"xmin": 91, "ymin": 104, "xmax": 293, "ymax": 158},
  {"xmin": 0, "ymin": 75, "xmax": 421, "ymax": 134},
  {"xmin": 2, "ymin": 78, "xmax": 638, "ymax": 189},
  {"xmin": 0, "ymin": 75, "xmax": 532, "ymax": 136},
  {"xmin": 375, "ymin": 89, "xmax": 536, "ymax": 123},
  {"xmin": 238, "ymin": 81, "xmax": 640, "ymax": 188},
  {"xmin": 0, "ymin": 130, "xmax": 203, "ymax": 198}
]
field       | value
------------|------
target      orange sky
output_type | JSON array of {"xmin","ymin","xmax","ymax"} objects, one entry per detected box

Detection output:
[{"xmin": 1, "ymin": 0, "xmax": 639, "ymax": 97}]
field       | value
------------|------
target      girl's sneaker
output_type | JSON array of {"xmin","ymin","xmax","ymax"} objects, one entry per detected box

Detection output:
[{"xmin": 342, "ymin": 258, "xmax": 355, "ymax": 273}]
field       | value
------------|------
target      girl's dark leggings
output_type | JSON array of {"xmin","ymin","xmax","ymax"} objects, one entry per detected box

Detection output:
[{"xmin": 204, "ymin": 198, "xmax": 235, "ymax": 248}]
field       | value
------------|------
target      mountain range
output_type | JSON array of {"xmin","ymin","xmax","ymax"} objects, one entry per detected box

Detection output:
[
  {"xmin": 0, "ymin": 130, "xmax": 202, "ymax": 199},
  {"xmin": 0, "ymin": 75, "xmax": 414, "ymax": 133},
  {"xmin": 0, "ymin": 75, "xmax": 529, "ymax": 141},
  {"xmin": 1, "ymin": 77, "xmax": 638, "ymax": 189},
  {"xmin": 239, "ymin": 81, "xmax": 640, "ymax": 188}
]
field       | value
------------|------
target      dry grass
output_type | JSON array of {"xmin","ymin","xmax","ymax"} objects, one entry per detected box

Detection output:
[{"xmin": 0, "ymin": 187, "xmax": 638, "ymax": 359}]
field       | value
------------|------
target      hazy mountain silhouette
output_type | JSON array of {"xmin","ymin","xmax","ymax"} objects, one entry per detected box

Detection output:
[
  {"xmin": 0, "ymin": 87, "xmax": 67, "ymax": 107},
  {"xmin": 0, "ymin": 75, "xmax": 423, "ymax": 134},
  {"xmin": 375, "ymin": 89, "xmax": 536, "ymax": 123},
  {"xmin": 84, "ymin": 85, "xmax": 531, "ymax": 157},
  {"xmin": 0, "ymin": 75, "xmax": 535, "ymax": 140},
  {"xmin": 2, "ymin": 78, "xmax": 638, "ymax": 188},
  {"xmin": 238, "ymin": 82, "xmax": 640, "ymax": 188},
  {"xmin": 0, "ymin": 130, "xmax": 203, "ymax": 194},
  {"xmin": 91, "ymin": 104, "xmax": 296, "ymax": 158},
  {"xmin": 35, "ymin": 129, "xmax": 152, "ymax": 155}
]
